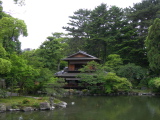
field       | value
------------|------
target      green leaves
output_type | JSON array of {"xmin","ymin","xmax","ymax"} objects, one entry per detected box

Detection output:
[
  {"xmin": 0, "ymin": 17, "xmax": 27, "ymax": 37},
  {"xmin": 0, "ymin": 44, "xmax": 11, "ymax": 74},
  {"xmin": 0, "ymin": 1, "xmax": 2, "ymax": 19},
  {"xmin": 38, "ymin": 33, "xmax": 67, "ymax": 71},
  {"xmin": 79, "ymin": 61, "xmax": 132, "ymax": 93},
  {"xmin": 0, "ymin": 58, "xmax": 11, "ymax": 74},
  {"xmin": 104, "ymin": 72, "xmax": 132, "ymax": 93},
  {"xmin": 0, "ymin": 16, "xmax": 28, "ymax": 53},
  {"xmin": 117, "ymin": 63, "xmax": 146, "ymax": 86},
  {"xmin": 145, "ymin": 18, "xmax": 160, "ymax": 73},
  {"xmin": 44, "ymin": 77, "xmax": 65, "ymax": 97},
  {"xmin": 105, "ymin": 54, "xmax": 123, "ymax": 72},
  {"xmin": 148, "ymin": 77, "xmax": 160, "ymax": 92},
  {"xmin": 5, "ymin": 53, "xmax": 40, "ymax": 94},
  {"xmin": 0, "ymin": 43, "xmax": 6, "ymax": 58}
]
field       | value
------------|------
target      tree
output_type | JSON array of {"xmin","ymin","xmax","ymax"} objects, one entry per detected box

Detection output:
[
  {"xmin": 63, "ymin": 9, "xmax": 91, "ymax": 54},
  {"xmin": 44, "ymin": 77, "xmax": 65, "ymax": 97},
  {"xmin": 0, "ymin": 43, "xmax": 6, "ymax": 58},
  {"xmin": 0, "ymin": 44, "xmax": 11, "ymax": 93},
  {"xmin": 21, "ymin": 48, "xmax": 66, "ymax": 94},
  {"xmin": 5, "ymin": 53, "xmax": 39, "ymax": 95},
  {"xmin": 86, "ymin": 5, "xmax": 125, "ymax": 62},
  {"xmin": 22, "ymin": 50, "xmax": 45, "ymax": 68},
  {"xmin": 79, "ymin": 61, "xmax": 132, "ymax": 93},
  {"xmin": 0, "ymin": 58, "xmax": 11, "ymax": 74},
  {"xmin": 37, "ymin": 33, "xmax": 67, "ymax": 71},
  {"xmin": 112, "ymin": 12, "xmax": 142, "ymax": 65},
  {"xmin": 117, "ymin": 63, "xmax": 146, "ymax": 86},
  {"xmin": 13, "ymin": 0, "xmax": 25, "ymax": 6},
  {"xmin": 124, "ymin": 0, "xmax": 160, "ymax": 67},
  {"xmin": 79, "ymin": 61, "xmax": 106, "ymax": 93},
  {"xmin": 128, "ymin": 0, "xmax": 160, "ymax": 36},
  {"xmin": 0, "ymin": 0, "xmax": 2, "ymax": 19},
  {"xmin": 148, "ymin": 77, "xmax": 160, "ymax": 92},
  {"xmin": 0, "ymin": 44, "xmax": 11, "ymax": 75},
  {"xmin": 85, "ymin": 3, "xmax": 109, "ymax": 61},
  {"xmin": 63, "ymin": 4, "xmax": 130, "ymax": 63},
  {"xmin": 18, "ymin": 65, "xmax": 39, "ymax": 94},
  {"xmin": 0, "ymin": 16, "xmax": 28, "ymax": 53},
  {"xmin": 105, "ymin": 54, "xmax": 123, "ymax": 72},
  {"xmin": 104, "ymin": 72, "xmax": 132, "ymax": 93},
  {"xmin": 145, "ymin": 18, "xmax": 160, "ymax": 74}
]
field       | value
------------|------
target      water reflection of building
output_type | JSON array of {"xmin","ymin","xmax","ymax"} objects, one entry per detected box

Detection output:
[{"xmin": 55, "ymin": 51, "xmax": 100, "ymax": 89}]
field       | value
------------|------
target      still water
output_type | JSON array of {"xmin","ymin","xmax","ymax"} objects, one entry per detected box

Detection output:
[{"xmin": 1, "ymin": 95, "xmax": 160, "ymax": 120}]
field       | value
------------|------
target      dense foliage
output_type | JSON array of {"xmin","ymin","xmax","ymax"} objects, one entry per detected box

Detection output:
[
  {"xmin": 78, "ymin": 61, "xmax": 132, "ymax": 93},
  {"xmin": 0, "ymin": 1, "xmax": 66, "ymax": 96},
  {"xmin": 117, "ymin": 63, "xmax": 147, "ymax": 86},
  {"xmin": 148, "ymin": 77, "xmax": 160, "ymax": 92},
  {"xmin": 1, "ymin": 0, "xmax": 160, "ymax": 95},
  {"xmin": 145, "ymin": 18, "xmax": 160, "ymax": 75}
]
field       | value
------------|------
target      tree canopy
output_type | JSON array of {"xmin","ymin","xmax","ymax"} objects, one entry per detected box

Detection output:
[
  {"xmin": 145, "ymin": 18, "xmax": 160, "ymax": 74},
  {"xmin": 2, "ymin": 0, "xmax": 160, "ymax": 94}
]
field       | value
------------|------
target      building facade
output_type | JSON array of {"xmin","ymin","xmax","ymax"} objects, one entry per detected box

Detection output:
[{"xmin": 55, "ymin": 51, "xmax": 100, "ymax": 89}]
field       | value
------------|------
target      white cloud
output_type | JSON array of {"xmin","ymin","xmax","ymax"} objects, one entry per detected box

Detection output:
[{"xmin": 2, "ymin": 0, "xmax": 142, "ymax": 49}]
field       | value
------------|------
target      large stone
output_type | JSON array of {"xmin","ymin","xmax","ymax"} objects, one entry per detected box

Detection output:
[
  {"xmin": 6, "ymin": 105, "xmax": 20, "ymax": 111},
  {"xmin": 55, "ymin": 101, "xmax": 67, "ymax": 108},
  {"xmin": 39, "ymin": 102, "xmax": 51, "ymax": 110},
  {"xmin": 6, "ymin": 105, "xmax": 11, "ymax": 111},
  {"xmin": 0, "ymin": 104, "xmax": 6, "ymax": 113},
  {"xmin": 49, "ymin": 97, "xmax": 54, "ymax": 107},
  {"xmin": 22, "ymin": 107, "xmax": 34, "ymax": 112}
]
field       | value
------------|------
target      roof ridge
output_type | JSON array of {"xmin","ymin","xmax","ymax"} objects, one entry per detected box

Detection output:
[{"xmin": 67, "ymin": 51, "xmax": 98, "ymax": 58}]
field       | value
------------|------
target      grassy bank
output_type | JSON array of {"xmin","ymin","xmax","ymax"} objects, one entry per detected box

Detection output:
[
  {"xmin": 131, "ymin": 89, "xmax": 152, "ymax": 93},
  {"xmin": 0, "ymin": 96, "xmax": 61, "ymax": 109}
]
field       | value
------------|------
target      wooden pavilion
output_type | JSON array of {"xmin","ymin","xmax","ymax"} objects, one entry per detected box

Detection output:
[{"xmin": 55, "ymin": 51, "xmax": 100, "ymax": 89}]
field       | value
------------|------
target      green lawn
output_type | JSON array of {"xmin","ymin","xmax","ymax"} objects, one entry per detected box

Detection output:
[{"xmin": 0, "ymin": 96, "xmax": 61, "ymax": 108}]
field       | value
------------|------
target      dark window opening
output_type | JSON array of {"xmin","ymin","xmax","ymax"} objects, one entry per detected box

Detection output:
[{"xmin": 75, "ymin": 64, "xmax": 84, "ymax": 71}]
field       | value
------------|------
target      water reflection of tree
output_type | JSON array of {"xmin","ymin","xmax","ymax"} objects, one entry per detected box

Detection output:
[
  {"xmin": 79, "ymin": 96, "xmax": 133, "ymax": 120},
  {"xmin": 61, "ymin": 96, "xmax": 133, "ymax": 120},
  {"xmin": 118, "ymin": 96, "xmax": 160, "ymax": 120},
  {"xmin": 146, "ymin": 96, "xmax": 160, "ymax": 119},
  {"xmin": 2, "ymin": 96, "xmax": 160, "ymax": 120},
  {"xmin": 65, "ymin": 96, "xmax": 160, "ymax": 120}
]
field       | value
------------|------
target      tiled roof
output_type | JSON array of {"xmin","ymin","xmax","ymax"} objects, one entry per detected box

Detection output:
[
  {"xmin": 62, "ymin": 51, "xmax": 100, "ymax": 61},
  {"xmin": 55, "ymin": 72, "xmax": 94, "ymax": 77},
  {"xmin": 62, "ymin": 57, "xmax": 100, "ymax": 61},
  {"xmin": 68, "ymin": 51, "xmax": 97, "ymax": 58}
]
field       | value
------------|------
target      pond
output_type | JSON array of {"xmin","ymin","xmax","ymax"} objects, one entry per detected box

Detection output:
[{"xmin": 1, "ymin": 95, "xmax": 160, "ymax": 120}]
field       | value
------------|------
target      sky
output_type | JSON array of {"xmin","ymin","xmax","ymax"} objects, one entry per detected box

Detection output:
[{"xmin": 2, "ymin": 0, "xmax": 142, "ymax": 49}]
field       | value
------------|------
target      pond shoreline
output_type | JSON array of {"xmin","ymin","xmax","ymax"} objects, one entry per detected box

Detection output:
[
  {"xmin": 1, "ymin": 91, "xmax": 159, "ymax": 113},
  {"xmin": 1, "ymin": 96, "xmax": 160, "ymax": 120},
  {"xmin": 0, "ymin": 96, "xmax": 67, "ymax": 113},
  {"xmin": 0, "ymin": 101, "xmax": 67, "ymax": 113},
  {"xmin": 65, "ymin": 90, "xmax": 158, "ymax": 97}
]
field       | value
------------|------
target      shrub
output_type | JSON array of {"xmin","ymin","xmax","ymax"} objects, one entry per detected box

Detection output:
[
  {"xmin": 82, "ymin": 89, "xmax": 88, "ymax": 94},
  {"xmin": 11, "ymin": 103, "xmax": 20, "ymax": 109},
  {"xmin": 32, "ymin": 102, "xmax": 40, "ymax": 108},
  {"xmin": 0, "ymin": 89, "xmax": 8, "ymax": 98},
  {"xmin": 22, "ymin": 99, "xmax": 30, "ymax": 104},
  {"xmin": 117, "ymin": 63, "xmax": 146, "ymax": 86},
  {"xmin": 148, "ymin": 77, "xmax": 160, "ymax": 92},
  {"xmin": 104, "ymin": 72, "xmax": 132, "ymax": 93}
]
